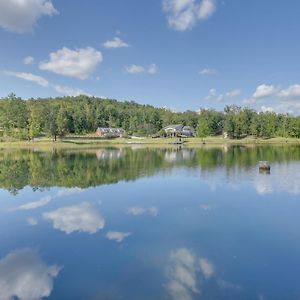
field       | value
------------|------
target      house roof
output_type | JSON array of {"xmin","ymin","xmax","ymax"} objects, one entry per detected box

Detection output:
[
  {"xmin": 182, "ymin": 126, "xmax": 195, "ymax": 131},
  {"xmin": 97, "ymin": 127, "xmax": 125, "ymax": 132},
  {"xmin": 163, "ymin": 124, "xmax": 183, "ymax": 130}
]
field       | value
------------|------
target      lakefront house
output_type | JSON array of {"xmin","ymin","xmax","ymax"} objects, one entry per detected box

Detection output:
[
  {"xmin": 163, "ymin": 124, "xmax": 195, "ymax": 137},
  {"xmin": 96, "ymin": 127, "xmax": 126, "ymax": 138}
]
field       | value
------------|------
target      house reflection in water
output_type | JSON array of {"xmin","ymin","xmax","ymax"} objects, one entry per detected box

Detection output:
[
  {"xmin": 164, "ymin": 148, "xmax": 196, "ymax": 163},
  {"xmin": 95, "ymin": 149, "xmax": 125, "ymax": 160}
]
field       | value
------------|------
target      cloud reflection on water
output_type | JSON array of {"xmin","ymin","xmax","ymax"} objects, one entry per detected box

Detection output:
[
  {"xmin": 11, "ymin": 196, "xmax": 51, "ymax": 211},
  {"xmin": 27, "ymin": 217, "xmax": 38, "ymax": 226},
  {"xmin": 10, "ymin": 188, "xmax": 84, "ymax": 213},
  {"xmin": 165, "ymin": 248, "xmax": 240, "ymax": 300},
  {"xmin": 127, "ymin": 206, "xmax": 158, "ymax": 216},
  {"xmin": 0, "ymin": 248, "xmax": 61, "ymax": 300},
  {"xmin": 43, "ymin": 202, "xmax": 105, "ymax": 234},
  {"xmin": 165, "ymin": 248, "xmax": 204, "ymax": 300}
]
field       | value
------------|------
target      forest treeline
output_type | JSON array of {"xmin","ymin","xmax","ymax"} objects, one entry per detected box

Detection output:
[{"xmin": 0, "ymin": 93, "xmax": 300, "ymax": 140}]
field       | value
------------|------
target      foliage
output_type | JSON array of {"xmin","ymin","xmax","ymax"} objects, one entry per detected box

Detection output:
[{"xmin": 0, "ymin": 96, "xmax": 300, "ymax": 140}]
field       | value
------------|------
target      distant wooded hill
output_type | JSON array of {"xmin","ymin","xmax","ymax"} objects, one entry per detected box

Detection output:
[{"xmin": 0, "ymin": 93, "xmax": 299, "ymax": 140}]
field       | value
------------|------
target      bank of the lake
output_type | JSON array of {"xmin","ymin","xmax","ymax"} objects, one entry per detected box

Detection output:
[{"xmin": 1, "ymin": 136, "xmax": 300, "ymax": 150}]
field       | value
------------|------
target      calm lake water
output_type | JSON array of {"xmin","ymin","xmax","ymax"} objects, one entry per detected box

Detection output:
[{"xmin": 0, "ymin": 145, "xmax": 300, "ymax": 300}]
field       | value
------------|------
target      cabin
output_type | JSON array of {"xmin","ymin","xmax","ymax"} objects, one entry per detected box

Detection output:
[
  {"xmin": 96, "ymin": 127, "xmax": 126, "ymax": 138},
  {"xmin": 162, "ymin": 124, "xmax": 195, "ymax": 137}
]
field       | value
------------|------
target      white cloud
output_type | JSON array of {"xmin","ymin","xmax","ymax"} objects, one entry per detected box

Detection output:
[
  {"xmin": 148, "ymin": 63, "xmax": 158, "ymax": 74},
  {"xmin": 125, "ymin": 64, "xmax": 158, "ymax": 75},
  {"xmin": 242, "ymin": 97, "xmax": 256, "ymax": 105},
  {"xmin": 0, "ymin": 248, "xmax": 61, "ymax": 300},
  {"xmin": 199, "ymin": 68, "xmax": 216, "ymax": 75},
  {"xmin": 23, "ymin": 56, "xmax": 34, "ymax": 65},
  {"xmin": 127, "ymin": 206, "xmax": 158, "ymax": 216},
  {"xmin": 106, "ymin": 231, "xmax": 131, "ymax": 242},
  {"xmin": 125, "ymin": 64, "xmax": 145, "ymax": 74},
  {"xmin": 162, "ymin": 0, "xmax": 216, "ymax": 31},
  {"xmin": 205, "ymin": 88, "xmax": 224, "ymax": 102},
  {"xmin": 203, "ymin": 88, "xmax": 239, "ymax": 102},
  {"xmin": 198, "ymin": 0, "xmax": 216, "ymax": 19},
  {"xmin": 253, "ymin": 84, "xmax": 276, "ymax": 99},
  {"xmin": 226, "ymin": 89, "xmax": 240, "ymax": 97},
  {"xmin": 11, "ymin": 196, "xmax": 52, "ymax": 211},
  {"xmin": 4, "ymin": 70, "xmax": 49, "ymax": 87},
  {"xmin": 0, "ymin": 0, "xmax": 58, "ymax": 33},
  {"xmin": 43, "ymin": 202, "xmax": 105, "ymax": 234},
  {"xmin": 242, "ymin": 83, "xmax": 300, "ymax": 113},
  {"xmin": 39, "ymin": 47, "xmax": 103, "ymax": 80},
  {"xmin": 243, "ymin": 84, "xmax": 277, "ymax": 104},
  {"xmin": 103, "ymin": 37, "xmax": 129, "ymax": 49},
  {"xmin": 275, "ymin": 102, "xmax": 300, "ymax": 115},
  {"xmin": 52, "ymin": 85, "xmax": 88, "ymax": 97},
  {"xmin": 261, "ymin": 105, "xmax": 274, "ymax": 113},
  {"xmin": 278, "ymin": 84, "xmax": 300, "ymax": 101},
  {"xmin": 3, "ymin": 70, "xmax": 89, "ymax": 96}
]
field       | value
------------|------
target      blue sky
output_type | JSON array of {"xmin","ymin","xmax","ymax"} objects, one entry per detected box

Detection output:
[{"xmin": 1, "ymin": 0, "xmax": 300, "ymax": 113}]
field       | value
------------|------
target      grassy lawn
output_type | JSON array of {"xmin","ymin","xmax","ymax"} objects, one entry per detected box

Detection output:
[{"xmin": 1, "ymin": 135, "xmax": 300, "ymax": 150}]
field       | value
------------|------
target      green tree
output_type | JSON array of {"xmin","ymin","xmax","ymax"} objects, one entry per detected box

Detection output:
[
  {"xmin": 56, "ymin": 106, "xmax": 69, "ymax": 137},
  {"xmin": 28, "ymin": 102, "xmax": 46, "ymax": 140}
]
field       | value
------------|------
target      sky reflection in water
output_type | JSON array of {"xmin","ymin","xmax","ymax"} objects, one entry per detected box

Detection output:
[{"xmin": 0, "ymin": 146, "xmax": 300, "ymax": 299}]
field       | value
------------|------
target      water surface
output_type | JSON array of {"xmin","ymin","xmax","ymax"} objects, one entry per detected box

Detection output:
[{"xmin": 0, "ymin": 145, "xmax": 300, "ymax": 300}]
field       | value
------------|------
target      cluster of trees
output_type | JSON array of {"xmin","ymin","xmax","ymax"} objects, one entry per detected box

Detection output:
[
  {"xmin": 0, "ymin": 94, "xmax": 300, "ymax": 140},
  {"xmin": 197, "ymin": 105, "xmax": 300, "ymax": 139}
]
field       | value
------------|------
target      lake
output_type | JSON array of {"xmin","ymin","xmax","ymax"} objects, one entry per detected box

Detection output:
[{"xmin": 0, "ymin": 145, "xmax": 300, "ymax": 300}]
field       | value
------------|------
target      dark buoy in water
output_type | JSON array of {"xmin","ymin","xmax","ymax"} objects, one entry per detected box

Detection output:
[{"xmin": 259, "ymin": 161, "xmax": 270, "ymax": 174}]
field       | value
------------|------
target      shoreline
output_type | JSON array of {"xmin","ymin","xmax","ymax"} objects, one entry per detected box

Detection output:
[{"xmin": 1, "ymin": 136, "xmax": 300, "ymax": 150}]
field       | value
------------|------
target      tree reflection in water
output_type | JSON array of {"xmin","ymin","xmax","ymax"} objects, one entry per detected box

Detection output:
[{"xmin": 0, "ymin": 145, "xmax": 300, "ymax": 194}]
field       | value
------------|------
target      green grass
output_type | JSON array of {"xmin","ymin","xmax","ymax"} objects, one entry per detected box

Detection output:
[
  {"xmin": 125, "ymin": 136, "xmax": 300, "ymax": 145},
  {"xmin": 0, "ymin": 135, "xmax": 300, "ymax": 150}
]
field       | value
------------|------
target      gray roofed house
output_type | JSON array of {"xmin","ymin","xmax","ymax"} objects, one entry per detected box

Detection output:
[
  {"xmin": 182, "ymin": 126, "xmax": 195, "ymax": 137},
  {"xmin": 162, "ymin": 124, "xmax": 195, "ymax": 137},
  {"xmin": 163, "ymin": 124, "xmax": 184, "ymax": 133}
]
